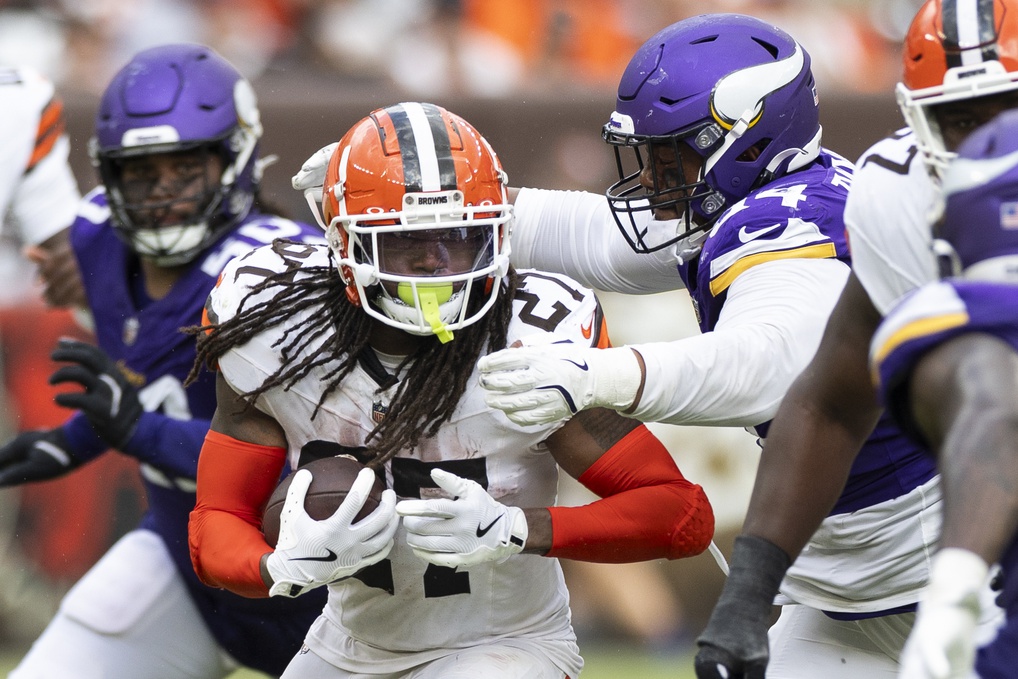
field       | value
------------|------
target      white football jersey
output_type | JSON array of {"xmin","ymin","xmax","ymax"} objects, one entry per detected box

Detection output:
[
  {"xmin": 0, "ymin": 66, "xmax": 79, "ymax": 245},
  {"xmin": 211, "ymin": 243, "xmax": 592, "ymax": 676},
  {"xmin": 844, "ymin": 129, "xmax": 939, "ymax": 315}
]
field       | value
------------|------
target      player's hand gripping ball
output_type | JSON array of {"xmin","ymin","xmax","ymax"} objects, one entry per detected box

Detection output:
[{"xmin": 262, "ymin": 455, "xmax": 384, "ymax": 547}]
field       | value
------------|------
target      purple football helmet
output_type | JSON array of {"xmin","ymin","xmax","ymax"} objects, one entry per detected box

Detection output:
[
  {"xmin": 603, "ymin": 14, "xmax": 822, "ymax": 253},
  {"xmin": 91, "ymin": 43, "xmax": 263, "ymax": 265},
  {"xmin": 938, "ymin": 108, "xmax": 1018, "ymax": 281}
]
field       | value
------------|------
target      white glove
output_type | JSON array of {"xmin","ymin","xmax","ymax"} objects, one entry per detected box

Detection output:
[
  {"xmin": 899, "ymin": 548, "xmax": 989, "ymax": 679},
  {"xmin": 291, "ymin": 141, "xmax": 339, "ymax": 193},
  {"xmin": 265, "ymin": 467, "xmax": 398, "ymax": 597},
  {"xmin": 396, "ymin": 468, "xmax": 528, "ymax": 568},
  {"xmin": 477, "ymin": 339, "xmax": 643, "ymax": 426}
]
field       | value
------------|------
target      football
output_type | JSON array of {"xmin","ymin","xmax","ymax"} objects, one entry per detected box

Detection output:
[{"xmin": 261, "ymin": 455, "xmax": 384, "ymax": 547}]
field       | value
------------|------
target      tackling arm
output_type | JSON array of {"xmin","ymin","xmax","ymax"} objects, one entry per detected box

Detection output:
[
  {"xmin": 694, "ymin": 272, "xmax": 882, "ymax": 679},
  {"xmin": 741, "ymin": 273, "xmax": 883, "ymax": 555},
  {"xmin": 188, "ymin": 373, "xmax": 287, "ymax": 597},
  {"xmin": 536, "ymin": 408, "xmax": 714, "ymax": 562},
  {"xmin": 510, "ymin": 187, "xmax": 683, "ymax": 294},
  {"xmin": 910, "ymin": 333, "xmax": 1018, "ymax": 563},
  {"xmin": 397, "ymin": 409, "xmax": 714, "ymax": 567}
]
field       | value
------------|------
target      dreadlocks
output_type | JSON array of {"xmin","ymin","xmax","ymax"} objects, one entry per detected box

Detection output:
[{"xmin": 189, "ymin": 239, "xmax": 517, "ymax": 467}]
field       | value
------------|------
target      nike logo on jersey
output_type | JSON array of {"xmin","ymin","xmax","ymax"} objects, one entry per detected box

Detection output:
[
  {"xmin": 581, "ymin": 314, "xmax": 595, "ymax": 339},
  {"xmin": 564, "ymin": 359, "xmax": 588, "ymax": 370},
  {"xmin": 737, "ymin": 223, "xmax": 782, "ymax": 243},
  {"xmin": 291, "ymin": 549, "xmax": 338, "ymax": 563},
  {"xmin": 476, "ymin": 515, "xmax": 503, "ymax": 537}
]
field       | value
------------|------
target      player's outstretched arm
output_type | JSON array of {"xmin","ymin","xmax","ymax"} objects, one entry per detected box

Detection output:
[
  {"xmin": 898, "ymin": 334, "xmax": 1018, "ymax": 679},
  {"xmin": 694, "ymin": 274, "xmax": 883, "ymax": 677},
  {"xmin": 397, "ymin": 408, "xmax": 713, "ymax": 567}
]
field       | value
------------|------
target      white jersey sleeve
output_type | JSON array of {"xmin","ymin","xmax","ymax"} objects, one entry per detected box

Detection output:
[
  {"xmin": 512, "ymin": 187, "xmax": 683, "ymax": 294},
  {"xmin": 630, "ymin": 257, "xmax": 850, "ymax": 427},
  {"xmin": 0, "ymin": 67, "xmax": 79, "ymax": 245},
  {"xmin": 844, "ymin": 130, "xmax": 938, "ymax": 316}
]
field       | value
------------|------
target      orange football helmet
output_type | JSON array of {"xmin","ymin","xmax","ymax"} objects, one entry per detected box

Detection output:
[
  {"xmin": 897, "ymin": 0, "xmax": 1018, "ymax": 174},
  {"xmin": 317, "ymin": 102, "xmax": 512, "ymax": 341}
]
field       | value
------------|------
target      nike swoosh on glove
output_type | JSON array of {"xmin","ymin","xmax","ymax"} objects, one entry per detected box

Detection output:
[
  {"xmin": 899, "ymin": 548, "xmax": 989, "ymax": 679},
  {"xmin": 265, "ymin": 467, "xmax": 399, "ymax": 597},
  {"xmin": 0, "ymin": 428, "xmax": 79, "ymax": 487},
  {"xmin": 477, "ymin": 337, "xmax": 643, "ymax": 426},
  {"xmin": 396, "ymin": 468, "xmax": 528, "ymax": 568},
  {"xmin": 49, "ymin": 338, "xmax": 143, "ymax": 450}
]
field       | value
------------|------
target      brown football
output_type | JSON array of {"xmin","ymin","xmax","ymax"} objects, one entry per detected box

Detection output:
[{"xmin": 261, "ymin": 455, "xmax": 384, "ymax": 547}]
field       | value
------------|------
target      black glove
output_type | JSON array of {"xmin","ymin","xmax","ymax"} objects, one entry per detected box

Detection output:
[
  {"xmin": 0, "ymin": 428, "xmax": 79, "ymax": 487},
  {"xmin": 694, "ymin": 535, "xmax": 791, "ymax": 679},
  {"xmin": 49, "ymin": 338, "xmax": 143, "ymax": 450}
]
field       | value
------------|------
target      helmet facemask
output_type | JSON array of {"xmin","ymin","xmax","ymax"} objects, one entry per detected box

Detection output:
[
  {"xmin": 898, "ymin": 0, "xmax": 1018, "ymax": 178},
  {"xmin": 98, "ymin": 141, "xmax": 237, "ymax": 266},
  {"xmin": 326, "ymin": 191, "xmax": 510, "ymax": 342},
  {"xmin": 604, "ymin": 117, "xmax": 728, "ymax": 254}
]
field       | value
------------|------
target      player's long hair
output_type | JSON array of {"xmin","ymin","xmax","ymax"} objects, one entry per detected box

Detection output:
[{"xmin": 188, "ymin": 240, "xmax": 517, "ymax": 467}]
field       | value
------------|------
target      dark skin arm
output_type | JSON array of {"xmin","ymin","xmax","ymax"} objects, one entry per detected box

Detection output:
[
  {"xmin": 24, "ymin": 228, "xmax": 87, "ymax": 308},
  {"xmin": 742, "ymin": 272, "xmax": 884, "ymax": 557},
  {"xmin": 207, "ymin": 373, "xmax": 288, "ymax": 587},
  {"xmin": 523, "ymin": 407, "xmax": 642, "ymax": 552},
  {"xmin": 910, "ymin": 333, "xmax": 1018, "ymax": 563}
]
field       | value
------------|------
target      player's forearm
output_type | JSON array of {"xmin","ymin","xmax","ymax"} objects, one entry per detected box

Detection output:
[
  {"xmin": 539, "ymin": 425, "xmax": 714, "ymax": 562},
  {"xmin": 630, "ymin": 259, "xmax": 848, "ymax": 427},
  {"xmin": 189, "ymin": 429, "xmax": 287, "ymax": 597},
  {"xmin": 122, "ymin": 413, "xmax": 210, "ymax": 479},
  {"xmin": 512, "ymin": 187, "xmax": 682, "ymax": 294},
  {"xmin": 923, "ymin": 341, "xmax": 1018, "ymax": 562},
  {"xmin": 742, "ymin": 366, "xmax": 879, "ymax": 558}
]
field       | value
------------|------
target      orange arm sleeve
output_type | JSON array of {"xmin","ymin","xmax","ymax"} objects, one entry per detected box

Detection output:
[
  {"xmin": 188, "ymin": 429, "xmax": 286, "ymax": 598},
  {"xmin": 546, "ymin": 425, "xmax": 715, "ymax": 563}
]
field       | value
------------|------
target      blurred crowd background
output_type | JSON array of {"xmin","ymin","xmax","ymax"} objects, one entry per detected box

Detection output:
[
  {"xmin": 2, "ymin": 0, "xmax": 921, "ymax": 97},
  {"xmin": 0, "ymin": 0, "xmax": 924, "ymax": 667}
]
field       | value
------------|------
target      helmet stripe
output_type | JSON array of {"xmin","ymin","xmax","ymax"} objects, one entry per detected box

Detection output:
[
  {"xmin": 388, "ymin": 102, "xmax": 456, "ymax": 193},
  {"xmin": 942, "ymin": 0, "xmax": 1000, "ymax": 68},
  {"xmin": 421, "ymin": 103, "xmax": 457, "ymax": 191}
]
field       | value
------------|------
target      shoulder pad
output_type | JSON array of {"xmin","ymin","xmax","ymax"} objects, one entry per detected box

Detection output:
[
  {"xmin": 870, "ymin": 282, "xmax": 969, "ymax": 375},
  {"xmin": 206, "ymin": 242, "xmax": 331, "ymax": 326},
  {"xmin": 508, "ymin": 270, "xmax": 604, "ymax": 347}
]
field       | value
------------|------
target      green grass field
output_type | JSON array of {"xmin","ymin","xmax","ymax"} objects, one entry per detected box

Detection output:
[{"xmin": 1, "ymin": 644, "xmax": 698, "ymax": 678}]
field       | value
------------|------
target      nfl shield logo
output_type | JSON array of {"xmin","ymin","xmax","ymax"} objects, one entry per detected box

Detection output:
[
  {"xmin": 123, "ymin": 317, "xmax": 140, "ymax": 346},
  {"xmin": 372, "ymin": 402, "xmax": 389, "ymax": 424}
]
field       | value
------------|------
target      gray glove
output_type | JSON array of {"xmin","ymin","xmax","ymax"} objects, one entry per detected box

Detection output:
[{"xmin": 694, "ymin": 535, "xmax": 791, "ymax": 679}]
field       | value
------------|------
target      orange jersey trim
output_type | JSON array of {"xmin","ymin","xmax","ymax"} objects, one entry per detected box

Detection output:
[
  {"xmin": 26, "ymin": 96, "xmax": 65, "ymax": 173},
  {"xmin": 547, "ymin": 425, "xmax": 714, "ymax": 562},
  {"xmin": 189, "ymin": 429, "xmax": 286, "ymax": 598}
]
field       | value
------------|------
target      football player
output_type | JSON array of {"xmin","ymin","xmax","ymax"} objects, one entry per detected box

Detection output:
[
  {"xmin": 0, "ymin": 44, "xmax": 328, "ymax": 678},
  {"xmin": 0, "ymin": 65, "xmax": 82, "ymax": 307},
  {"xmin": 464, "ymin": 14, "xmax": 935, "ymax": 676},
  {"xmin": 870, "ymin": 109, "xmax": 1018, "ymax": 679},
  {"xmin": 695, "ymin": 1, "xmax": 1018, "ymax": 676},
  {"xmin": 187, "ymin": 101, "xmax": 715, "ymax": 679}
]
